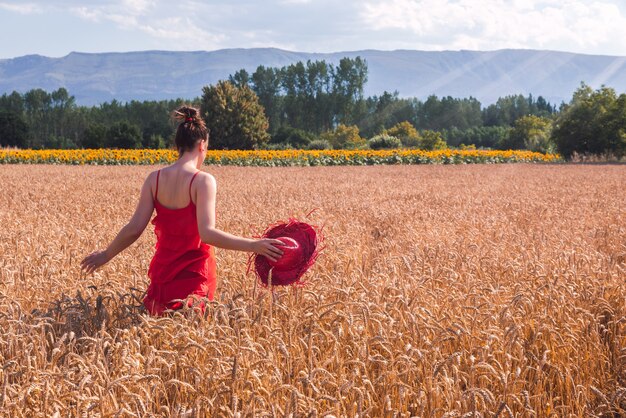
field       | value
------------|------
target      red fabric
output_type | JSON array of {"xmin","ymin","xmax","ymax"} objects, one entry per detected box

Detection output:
[
  {"xmin": 250, "ymin": 219, "xmax": 322, "ymax": 287},
  {"xmin": 144, "ymin": 170, "xmax": 216, "ymax": 315}
]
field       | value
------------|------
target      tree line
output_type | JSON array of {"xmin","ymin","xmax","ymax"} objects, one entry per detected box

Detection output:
[
  {"xmin": 0, "ymin": 56, "xmax": 624, "ymax": 159},
  {"xmin": 0, "ymin": 88, "xmax": 194, "ymax": 149}
]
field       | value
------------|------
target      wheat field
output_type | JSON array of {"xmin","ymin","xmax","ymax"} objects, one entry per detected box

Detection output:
[{"xmin": 0, "ymin": 164, "xmax": 624, "ymax": 417}]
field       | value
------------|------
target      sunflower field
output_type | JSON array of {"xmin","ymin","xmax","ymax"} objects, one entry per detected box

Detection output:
[{"xmin": 0, "ymin": 149, "xmax": 560, "ymax": 166}]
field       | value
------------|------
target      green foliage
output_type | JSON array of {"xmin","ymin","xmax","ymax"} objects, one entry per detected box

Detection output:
[
  {"xmin": 107, "ymin": 121, "xmax": 142, "ymax": 149},
  {"xmin": 270, "ymin": 126, "xmax": 315, "ymax": 148},
  {"xmin": 504, "ymin": 115, "xmax": 553, "ymax": 152},
  {"xmin": 483, "ymin": 94, "xmax": 556, "ymax": 126},
  {"xmin": 443, "ymin": 126, "xmax": 510, "ymax": 149},
  {"xmin": 143, "ymin": 134, "xmax": 166, "ymax": 149},
  {"xmin": 552, "ymin": 84, "xmax": 626, "ymax": 159},
  {"xmin": 418, "ymin": 95, "xmax": 483, "ymax": 131},
  {"xmin": 244, "ymin": 57, "xmax": 368, "ymax": 134},
  {"xmin": 419, "ymin": 130, "xmax": 447, "ymax": 150},
  {"xmin": 359, "ymin": 92, "xmax": 419, "ymax": 138},
  {"xmin": 82, "ymin": 124, "xmax": 107, "ymax": 149},
  {"xmin": 229, "ymin": 69, "xmax": 250, "ymax": 88},
  {"xmin": 368, "ymin": 133, "xmax": 402, "ymax": 150},
  {"xmin": 332, "ymin": 57, "xmax": 368, "ymax": 126},
  {"xmin": 0, "ymin": 111, "xmax": 29, "ymax": 148},
  {"xmin": 321, "ymin": 124, "xmax": 366, "ymax": 149},
  {"xmin": 0, "ymin": 89, "xmax": 189, "ymax": 149},
  {"xmin": 0, "ymin": 80, "xmax": 597, "ymax": 156},
  {"xmin": 260, "ymin": 142, "xmax": 294, "ymax": 150},
  {"xmin": 307, "ymin": 139, "xmax": 332, "ymax": 150},
  {"xmin": 250, "ymin": 66, "xmax": 283, "ymax": 133},
  {"xmin": 44, "ymin": 135, "xmax": 77, "ymax": 149},
  {"xmin": 385, "ymin": 121, "xmax": 421, "ymax": 147},
  {"xmin": 201, "ymin": 80, "xmax": 269, "ymax": 150}
]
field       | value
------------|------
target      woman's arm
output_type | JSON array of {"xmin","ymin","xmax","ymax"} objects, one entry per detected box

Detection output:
[
  {"xmin": 195, "ymin": 173, "xmax": 283, "ymax": 262},
  {"xmin": 81, "ymin": 173, "xmax": 156, "ymax": 274}
]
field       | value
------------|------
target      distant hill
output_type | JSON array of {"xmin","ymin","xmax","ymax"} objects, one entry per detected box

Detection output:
[{"xmin": 1, "ymin": 48, "xmax": 625, "ymax": 106}]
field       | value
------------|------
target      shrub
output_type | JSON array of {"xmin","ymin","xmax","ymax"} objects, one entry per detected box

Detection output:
[
  {"xmin": 321, "ymin": 125, "xmax": 366, "ymax": 149},
  {"xmin": 443, "ymin": 126, "xmax": 510, "ymax": 149},
  {"xmin": 368, "ymin": 134, "xmax": 402, "ymax": 150},
  {"xmin": 270, "ymin": 127, "xmax": 314, "ymax": 149},
  {"xmin": 307, "ymin": 139, "xmax": 331, "ymax": 150},
  {"xmin": 142, "ymin": 134, "xmax": 166, "ymax": 149},
  {"xmin": 419, "ymin": 130, "xmax": 447, "ymax": 150},
  {"xmin": 386, "ymin": 121, "xmax": 421, "ymax": 147}
]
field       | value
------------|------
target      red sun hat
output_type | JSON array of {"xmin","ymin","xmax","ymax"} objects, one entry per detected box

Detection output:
[{"xmin": 249, "ymin": 219, "xmax": 323, "ymax": 286}]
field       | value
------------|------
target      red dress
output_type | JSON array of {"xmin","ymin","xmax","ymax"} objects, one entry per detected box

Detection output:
[{"xmin": 144, "ymin": 170, "xmax": 217, "ymax": 315}]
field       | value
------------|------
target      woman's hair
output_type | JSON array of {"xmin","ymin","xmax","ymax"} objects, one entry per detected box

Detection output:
[{"xmin": 173, "ymin": 106, "xmax": 209, "ymax": 154}]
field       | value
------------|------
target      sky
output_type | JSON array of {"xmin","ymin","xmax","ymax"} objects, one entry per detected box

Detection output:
[{"xmin": 1, "ymin": 0, "xmax": 626, "ymax": 59}]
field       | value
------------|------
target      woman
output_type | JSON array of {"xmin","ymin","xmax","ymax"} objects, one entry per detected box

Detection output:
[{"xmin": 80, "ymin": 106, "xmax": 283, "ymax": 315}]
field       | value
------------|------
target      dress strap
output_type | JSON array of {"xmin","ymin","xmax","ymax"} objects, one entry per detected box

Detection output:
[
  {"xmin": 189, "ymin": 171, "xmax": 200, "ymax": 202},
  {"xmin": 154, "ymin": 169, "xmax": 161, "ymax": 201}
]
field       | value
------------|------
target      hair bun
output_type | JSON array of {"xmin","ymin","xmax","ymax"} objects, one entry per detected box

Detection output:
[
  {"xmin": 174, "ymin": 106, "xmax": 199, "ymax": 123},
  {"xmin": 173, "ymin": 105, "xmax": 208, "ymax": 154}
]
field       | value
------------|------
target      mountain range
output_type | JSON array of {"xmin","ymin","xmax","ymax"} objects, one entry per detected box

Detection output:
[{"xmin": 1, "ymin": 48, "xmax": 625, "ymax": 106}]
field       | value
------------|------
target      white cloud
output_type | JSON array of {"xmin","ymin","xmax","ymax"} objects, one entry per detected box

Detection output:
[
  {"xmin": 0, "ymin": 2, "xmax": 42, "ymax": 14},
  {"xmin": 65, "ymin": 1, "xmax": 227, "ymax": 49},
  {"xmin": 360, "ymin": 0, "xmax": 626, "ymax": 55},
  {"xmin": 2, "ymin": 0, "xmax": 626, "ymax": 56},
  {"xmin": 138, "ymin": 17, "xmax": 227, "ymax": 45},
  {"xmin": 70, "ymin": 7, "xmax": 101, "ymax": 21},
  {"xmin": 121, "ymin": 0, "xmax": 154, "ymax": 14}
]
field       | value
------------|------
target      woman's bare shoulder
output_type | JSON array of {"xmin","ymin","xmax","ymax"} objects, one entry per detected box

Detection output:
[
  {"xmin": 145, "ymin": 169, "xmax": 160, "ymax": 183},
  {"xmin": 196, "ymin": 171, "xmax": 216, "ymax": 186}
]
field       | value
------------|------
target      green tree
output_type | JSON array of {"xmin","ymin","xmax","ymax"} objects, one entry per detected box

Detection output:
[
  {"xmin": 0, "ymin": 111, "xmax": 30, "ymax": 148},
  {"xmin": 552, "ymin": 84, "xmax": 625, "ymax": 158},
  {"xmin": 107, "ymin": 121, "xmax": 142, "ymax": 149},
  {"xmin": 270, "ymin": 126, "xmax": 315, "ymax": 148},
  {"xmin": 443, "ymin": 126, "xmax": 510, "ymax": 149},
  {"xmin": 0, "ymin": 91, "xmax": 25, "ymax": 114},
  {"xmin": 251, "ymin": 66, "xmax": 283, "ymax": 133},
  {"xmin": 419, "ymin": 95, "xmax": 482, "ymax": 131},
  {"xmin": 385, "ymin": 121, "xmax": 421, "ymax": 147},
  {"xmin": 24, "ymin": 88, "xmax": 52, "ymax": 148},
  {"xmin": 360, "ymin": 93, "xmax": 418, "ymax": 138},
  {"xmin": 600, "ymin": 93, "xmax": 626, "ymax": 158},
  {"xmin": 333, "ymin": 57, "xmax": 368, "ymax": 126},
  {"xmin": 321, "ymin": 124, "xmax": 365, "ymax": 149},
  {"xmin": 229, "ymin": 69, "xmax": 250, "ymax": 88},
  {"xmin": 505, "ymin": 115, "xmax": 553, "ymax": 152},
  {"xmin": 82, "ymin": 124, "xmax": 108, "ymax": 148},
  {"xmin": 201, "ymin": 80, "xmax": 269, "ymax": 150},
  {"xmin": 419, "ymin": 130, "xmax": 447, "ymax": 150},
  {"xmin": 232, "ymin": 58, "xmax": 368, "ymax": 135},
  {"xmin": 482, "ymin": 94, "xmax": 555, "ymax": 127},
  {"xmin": 49, "ymin": 87, "xmax": 76, "ymax": 142}
]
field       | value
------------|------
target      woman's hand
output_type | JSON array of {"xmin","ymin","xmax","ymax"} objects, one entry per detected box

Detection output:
[
  {"xmin": 251, "ymin": 238, "xmax": 284, "ymax": 262},
  {"xmin": 80, "ymin": 250, "xmax": 111, "ymax": 274}
]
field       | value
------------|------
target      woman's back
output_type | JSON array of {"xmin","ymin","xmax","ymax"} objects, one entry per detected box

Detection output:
[
  {"xmin": 154, "ymin": 166, "xmax": 200, "ymax": 209},
  {"xmin": 150, "ymin": 166, "xmax": 208, "ymax": 264}
]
